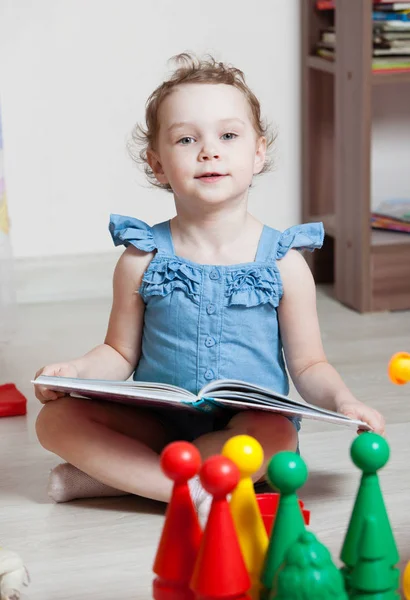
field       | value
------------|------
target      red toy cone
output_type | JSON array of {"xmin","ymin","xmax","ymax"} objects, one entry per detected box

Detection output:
[
  {"xmin": 190, "ymin": 455, "xmax": 251, "ymax": 600},
  {"xmin": 153, "ymin": 441, "xmax": 203, "ymax": 600}
]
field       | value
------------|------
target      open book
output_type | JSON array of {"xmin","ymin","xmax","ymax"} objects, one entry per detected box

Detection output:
[{"xmin": 33, "ymin": 375, "xmax": 371, "ymax": 430}]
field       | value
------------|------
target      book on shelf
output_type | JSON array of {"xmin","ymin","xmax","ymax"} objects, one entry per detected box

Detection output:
[
  {"xmin": 374, "ymin": 198, "xmax": 410, "ymax": 220},
  {"xmin": 372, "ymin": 47, "xmax": 410, "ymax": 55},
  {"xmin": 371, "ymin": 199, "xmax": 410, "ymax": 232},
  {"xmin": 318, "ymin": 26, "xmax": 410, "ymax": 45},
  {"xmin": 375, "ymin": 2, "xmax": 410, "ymax": 8},
  {"xmin": 316, "ymin": 1, "xmax": 410, "ymax": 9},
  {"xmin": 317, "ymin": 43, "xmax": 410, "ymax": 57},
  {"xmin": 316, "ymin": 48, "xmax": 410, "ymax": 71},
  {"xmin": 373, "ymin": 11, "xmax": 410, "ymax": 21},
  {"xmin": 315, "ymin": 9, "xmax": 410, "ymax": 70},
  {"xmin": 32, "ymin": 375, "xmax": 371, "ymax": 429},
  {"xmin": 371, "ymin": 215, "xmax": 410, "ymax": 233},
  {"xmin": 374, "ymin": 35, "xmax": 410, "ymax": 45}
]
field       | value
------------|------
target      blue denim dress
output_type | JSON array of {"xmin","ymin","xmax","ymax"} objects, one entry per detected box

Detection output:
[{"xmin": 109, "ymin": 215, "xmax": 324, "ymax": 441}]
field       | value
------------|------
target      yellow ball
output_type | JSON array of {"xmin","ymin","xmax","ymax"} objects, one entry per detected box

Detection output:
[{"xmin": 222, "ymin": 434, "xmax": 264, "ymax": 477}]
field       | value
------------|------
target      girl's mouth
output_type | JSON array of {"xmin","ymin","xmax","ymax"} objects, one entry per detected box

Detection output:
[{"xmin": 196, "ymin": 173, "xmax": 227, "ymax": 183}]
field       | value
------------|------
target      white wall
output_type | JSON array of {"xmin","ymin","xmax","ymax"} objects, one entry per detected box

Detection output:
[
  {"xmin": 0, "ymin": 0, "xmax": 302, "ymax": 259},
  {"xmin": 371, "ymin": 84, "xmax": 410, "ymax": 209}
]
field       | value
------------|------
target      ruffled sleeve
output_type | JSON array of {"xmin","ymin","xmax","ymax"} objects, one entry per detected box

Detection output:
[
  {"xmin": 109, "ymin": 214, "xmax": 157, "ymax": 253},
  {"xmin": 276, "ymin": 222, "xmax": 324, "ymax": 260}
]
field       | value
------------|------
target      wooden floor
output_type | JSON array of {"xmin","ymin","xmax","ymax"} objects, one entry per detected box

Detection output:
[{"xmin": 0, "ymin": 285, "xmax": 409, "ymax": 599}]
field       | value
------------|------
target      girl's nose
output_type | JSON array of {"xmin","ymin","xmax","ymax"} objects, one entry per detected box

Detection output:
[{"xmin": 198, "ymin": 144, "xmax": 220, "ymax": 161}]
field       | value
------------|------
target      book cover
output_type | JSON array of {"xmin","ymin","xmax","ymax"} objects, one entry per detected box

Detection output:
[
  {"xmin": 373, "ymin": 11, "xmax": 410, "ymax": 21},
  {"xmin": 371, "ymin": 216, "xmax": 410, "ymax": 233}
]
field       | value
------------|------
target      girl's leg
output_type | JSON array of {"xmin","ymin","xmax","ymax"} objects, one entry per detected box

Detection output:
[
  {"xmin": 194, "ymin": 411, "xmax": 298, "ymax": 478},
  {"xmin": 189, "ymin": 411, "xmax": 298, "ymax": 523},
  {"xmin": 36, "ymin": 397, "xmax": 176, "ymax": 503}
]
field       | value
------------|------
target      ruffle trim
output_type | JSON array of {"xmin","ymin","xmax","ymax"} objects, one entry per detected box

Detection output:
[
  {"xmin": 276, "ymin": 223, "xmax": 324, "ymax": 260},
  {"xmin": 140, "ymin": 258, "xmax": 202, "ymax": 304},
  {"xmin": 109, "ymin": 214, "xmax": 156, "ymax": 253},
  {"xmin": 225, "ymin": 266, "xmax": 282, "ymax": 307}
]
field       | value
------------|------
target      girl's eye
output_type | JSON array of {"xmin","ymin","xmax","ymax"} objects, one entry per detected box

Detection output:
[
  {"xmin": 221, "ymin": 132, "xmax": 237, "ymax": 141},
  {"xmin": 178, "ymin": 137, "xmax": 195, "ymax": 145}
]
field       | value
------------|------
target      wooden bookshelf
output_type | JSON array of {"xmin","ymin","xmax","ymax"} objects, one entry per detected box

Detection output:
[
  {"xmin": 310, "ymin": 214, "xmax": 410, "ymax": 247},
  {"xmin": 302, "ymin": 0, "xmax": 410, "ymax": 312},
  {"xmin": 307, "ymin": 55, "xmax": 410, "ymax": 84},
  {"xmin": 307, "ymin": 55, "xmax": 336, "ymax": 74}
]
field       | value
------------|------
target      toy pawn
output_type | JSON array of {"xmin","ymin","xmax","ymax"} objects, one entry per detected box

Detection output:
[
  {"xmin": 190, "ymin": 455, "xmax": 251, "ymax": 600},
  {"xmin": 153, "ymin": 441, "xmax": 203, "ymax": 600}
]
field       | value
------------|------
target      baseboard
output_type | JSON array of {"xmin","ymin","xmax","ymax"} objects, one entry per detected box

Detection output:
[{"xmin": 14, "ymin": 251, "xmax": 121, "ymax": 304}]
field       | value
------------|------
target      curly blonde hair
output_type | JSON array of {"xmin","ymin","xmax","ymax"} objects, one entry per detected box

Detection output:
[{"xmin": 128, "ymin": 53, "xmax": 276, "ymax": 191}]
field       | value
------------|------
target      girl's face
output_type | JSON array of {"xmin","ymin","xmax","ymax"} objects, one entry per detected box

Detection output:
[{"xmin": 148, "ymin": 83, "xmax": 266, "ymax": 210}]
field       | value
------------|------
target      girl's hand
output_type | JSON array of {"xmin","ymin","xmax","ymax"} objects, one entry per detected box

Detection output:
[
  {"xmin": 337, "ymin": 398, "xmax": 385, "ymax": 435},
  {"xmin": 33, "ymin": 363, "xmax": 79, "ymax": 404}
]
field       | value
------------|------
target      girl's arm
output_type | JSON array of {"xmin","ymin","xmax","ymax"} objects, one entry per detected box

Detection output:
[
  {"xmin": 277, "ymin": 250, "xmax": 385, "ymax": 434},
  {"xmin": 73, "ymin": 245, "xmax": 152, "ymax": 378},
  {"xmin": 34, "ymin": 245, "xmax": 154, "ymax": 402}
]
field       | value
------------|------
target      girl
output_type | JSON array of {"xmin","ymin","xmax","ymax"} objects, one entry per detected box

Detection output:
[{"xmin": 34, "ymin": 54, "xmax": 384, "ymax": 521}]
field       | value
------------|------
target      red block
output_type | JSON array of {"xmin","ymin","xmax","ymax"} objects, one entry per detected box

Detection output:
[
  {"xmin": 153, "ymin": 442, "xmax": 203, "ymax": 600},
  {"xmin": 0, "ymin": 384, "xmax": 27, "ymax": 417},
  {"xmin": 256, "ymin": 492, "xmax": 310, "ymax": 535}
]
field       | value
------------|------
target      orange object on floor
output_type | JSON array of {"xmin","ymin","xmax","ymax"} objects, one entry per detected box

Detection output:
[
  {"xmin": 388, "ymin": 352, "xmax": 410, "ymax": 385},
  {"xmin": 0, "ymin": 383, "xmax": 27, "ymax": 417}
]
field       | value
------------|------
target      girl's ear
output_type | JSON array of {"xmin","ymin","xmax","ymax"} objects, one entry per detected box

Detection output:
[
  {"xmin": 253, "ymin": 136, "xmax": 267, "ymax": 175},
  {"xmin": 147, "ymin": 149, "xmax": 169, "ymax": 185}
]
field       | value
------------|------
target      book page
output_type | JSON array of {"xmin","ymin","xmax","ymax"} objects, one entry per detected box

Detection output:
[
  {"xmin": 205, "ymin": 397, "xmax": 370, "ymax": 429},
  {"xmin": 200, "ymin": 379, "xmax": 295, "ymax": 401},
  {"xmin": 199, "ymin": 379, "xmax": 365, "ymax": 421},
  {"xmin": 32, "ymin": 375, "xmax": 196, "ymax": 401}
]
